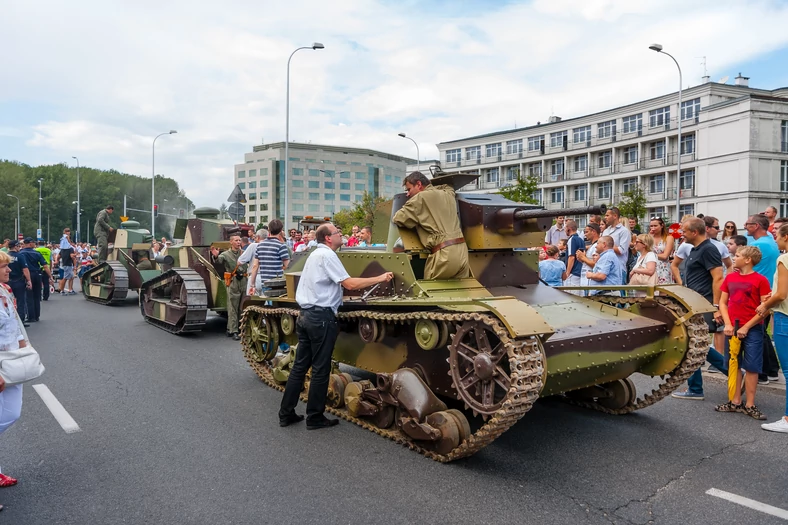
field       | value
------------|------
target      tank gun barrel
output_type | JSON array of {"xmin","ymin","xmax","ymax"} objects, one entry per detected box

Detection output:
[{"xmin": 513, "ymin": 204, "xmax": 606, "ymax": 221}]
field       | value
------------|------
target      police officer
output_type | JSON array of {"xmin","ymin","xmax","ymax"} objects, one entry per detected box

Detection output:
[
  {"xmin": 210, "ymin": 234, "xmax": 248, "ymax": 340},
  {"xmin": 7, "ymin": 241, "xmax": 31, "ymax": 327},
  {"xmin": 21, "ymin": 237, "xmax": 50, "ymax": 322},
  {"xmin": 94, "ymin": 205, "xmax": 115, "ymax": 264},
  {"xmin": 278, "ymin": 224, "xmax": 394, "ymax": 430}
]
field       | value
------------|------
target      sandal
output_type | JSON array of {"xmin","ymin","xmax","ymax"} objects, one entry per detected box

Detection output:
[
  {"xmin": 744, "ymin": 405, "xmax": 767, "ymax": 420},
  {"xmin": 715, "ymin": 401, "xmax": 742, "ymax": 413},
  {"xmin": 0, "ymin": 474, "xmax": 16, "ymax": 488}
]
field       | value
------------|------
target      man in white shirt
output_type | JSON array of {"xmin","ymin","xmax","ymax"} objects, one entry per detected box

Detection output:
[
  {"xmin": 601, "ymin": 207, "xmax": 630, "ymax": 282},
  {"xmin": 239, "ymin": 229, "xmax": 268, "ymax": 293},
  {"xmin": 278, "ymin": 224, "xmax": 393, "ymax": 430},
  {"xmin": 545, "ymin": 216, "xmax": 567, "ymax": 246},
  {"xmin": 575, "ymin": 223, "xmax": 601, "ymax": 296}
]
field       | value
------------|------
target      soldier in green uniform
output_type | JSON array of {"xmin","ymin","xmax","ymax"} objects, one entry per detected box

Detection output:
[
  {"xmin": 210, "ymin": 234, "xmax": 248, "ymax": 340},
  {"xmin": 392, "ymin": 172, "xmax": 471, "ymax": 280},
  {"xmin": 94, "ymin": 205, "xmax": 115, "ymax": 264},
  {"xmin": 136, "ymin": 251, "xmax": 154, "ymax": 270}
]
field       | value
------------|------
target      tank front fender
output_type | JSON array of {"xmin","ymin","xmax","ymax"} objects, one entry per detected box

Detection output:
[
  {"xmin": 469, "ymin": 297, "xmax": 555, "ymax": 340},
  {"xmin": 654, "ymin": 285, "xmax": 716, "ymax": 321}
]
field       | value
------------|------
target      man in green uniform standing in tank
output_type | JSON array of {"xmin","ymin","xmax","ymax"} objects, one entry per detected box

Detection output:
[
  {"xmin": 392, "ymin": 171, "xmax": 471, "ymax": 280},
  {"xmin": 94, "ymin": 205, "xmax": 115, "ymax": 264},
  {"xmin": 211, "ymin": 233, "xmax": 248, "ymax": 340}
]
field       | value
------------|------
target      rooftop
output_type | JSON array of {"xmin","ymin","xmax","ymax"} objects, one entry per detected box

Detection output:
[{"xmin": 252, "ymin": 141, "xmax": 416, "ymax": 164}]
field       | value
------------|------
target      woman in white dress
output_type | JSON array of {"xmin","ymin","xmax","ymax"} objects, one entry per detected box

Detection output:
[
  {"xmin": 649, "ymin": 217, "xmax": 675, "ymax": 285},
  {"xmin": 0, "ymin": 250, "xmax": 25, "ymax": 501}
]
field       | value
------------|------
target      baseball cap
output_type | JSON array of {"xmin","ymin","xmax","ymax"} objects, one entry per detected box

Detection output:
[
  {"xmin": 23, "ymin": 237, "xmax": 34, "ymax": 244},
  {"xmin": 8, "ymin": 240, "xmax": 20, "ymax": 248}
]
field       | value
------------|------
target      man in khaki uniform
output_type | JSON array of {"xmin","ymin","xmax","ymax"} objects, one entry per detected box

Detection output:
[
  {"xmin": 94, "ymin": 205, "xmax": 115, "ymax": 263},
  {"xmin": 211, "ymin": 234, "xmax": 248, "ymax": 339},
  {"xmin": 392, "ymin": 171, "xmax": 470, "ymax": 280}
]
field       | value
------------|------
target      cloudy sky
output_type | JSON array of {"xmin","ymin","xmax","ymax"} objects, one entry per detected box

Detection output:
[{"xmin": 2, "ymin": 0, "xmax": 788, "ymax": 207}]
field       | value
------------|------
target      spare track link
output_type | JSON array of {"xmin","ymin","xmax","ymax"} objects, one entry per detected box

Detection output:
[
  {"xmin": 239, "ymin": 306, "xmax": 547, "ymax": 462},
  {"xmin": 139, "ymin": 268, "xmax": 208, "ymax": 334},
  {"xmin": 82, "ymin": 261, "xmax": 129, "ymax": 305},
  {"xmin": 567, "ymin": 294, "xmax": 710, "ymax": 415}
]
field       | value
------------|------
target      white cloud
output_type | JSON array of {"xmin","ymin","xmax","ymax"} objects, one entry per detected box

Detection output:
[{"xmin": 1, "ymin": 0, "xmax": 787, "ymax": 207}]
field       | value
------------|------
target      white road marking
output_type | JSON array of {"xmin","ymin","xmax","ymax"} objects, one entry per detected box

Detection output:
[
  {"xmin": 706, "ymin": 488, "xmax": 788, "ymax": 520},
  {"xmin": 32, "ymin": 384, "xmax": 81, "ymax": 434}
]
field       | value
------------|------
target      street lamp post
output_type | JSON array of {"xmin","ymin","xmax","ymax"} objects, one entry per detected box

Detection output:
[
  {"xmin": 649, "ymin": 43, "xmax": 683, "ymax": 222},
  {"xmin": 152, "ymin": 130, "xmax": 178, "ymax": 236},
  {"xmin": 37, "ymin": 178, "xmax": 43, "ymax": 240},
  {"xmin": 285, "ymin": 42, "xmax": 325, "ymax": 230},
  {"xmin": 7, "ymin": 194, "xmax": 20, "ymax": 238},
  {"xmin": 72, "ymin": 156, "xmax": 80, "ymax": 242},
  {"xmin": 398, "ymin": 133, "xmax": 420, "ymax": 171}
]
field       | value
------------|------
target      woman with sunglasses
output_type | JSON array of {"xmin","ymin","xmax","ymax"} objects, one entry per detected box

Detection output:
[
  {"xmin": 649, "ymin": 217, "xmax": 674, "ymax": 284},
  {"xmin": 721, "ymin": 221, "xmax": 738, "ymax": 241}
]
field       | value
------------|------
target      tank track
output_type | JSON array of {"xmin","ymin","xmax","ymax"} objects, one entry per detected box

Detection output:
[
  {"xmin": 82, "ymin": 261, "xmax": 129, "ymax": 305},
  {"xmin": 239, "ymin": 306, "xmax": 546, "ymax": 462},
  {"xmin": 566, "ymin": 294, "xmax": 709, "ymax": 415},
  {"xmin": 139, "ymin": 268, "xmax": 208, "ymax": 334}
]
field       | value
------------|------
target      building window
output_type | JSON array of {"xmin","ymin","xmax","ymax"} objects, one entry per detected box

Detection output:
[
  {"xmin": 288, "ymin": 157, "xmax": 300, "ymax": 162},
  {"xmin": 680, "ymin": 134, "xmax": 695, "ymax": 155},
  {"xmin": 340, "ymin": 194, "xmax": 351, "ymax": 202},
  {"xmin": 782, "ymin": 121, "xmax": 788, "ymax": 152},
  {"xmin": 781, "ymin": 199, "xmax": 788, "ymax": 218},
  {"xmin": 291, "ymin": 168, "xmax": 303, "ymax": 176},
  {"xmin": 248, "ymin": 169, "xmax": 256, "ymax": 178},
  {"xmin": 551, "ymin": 159, "xmax": 564, "ymax": 176},
  {"xmin": 259, "ymin": 168, "xmax": 268, "ymax": 176},
  {"xmin": 324, "ymin": 181, "xmax": 335, "ymax": 189},
  {"xmin": 340, "ymin": 182, "xmax": 350, "ymax": 190},
  {"xmin": 308, "ymin": 192, "xmax": 319, "ymax": 200},
  {"xmin": 598, "ymin": 151, "xmax": 611, "ymax": 168},
  {"xmin": 466, "ymin": 146, "xmax": 481, "ymax": 160},
  {"xmin": 260, "ymin": 180, "xmax": 268, "ymax": 187},
  {"xmin": 680, "ymin": 169, "xmax": 695, "ymax": 190},
  {"xmin": 309, "ymin": 169, "xmax": 320, "ymax": 177},
  {"xmin": 486, "ymin": 143, "xmax": 502, "ymax": 158},
  {"xmin": 292, "ymin": 179, "xmax": 304, "ymax": 188},
  {"xmin": 528, "ymin": 135, "xmax": 544, "ymax": 152},
  {"xmin": 573, "ymin": 185, "xmax": 587, "ymax": 201},
  {"xmin": 308, "ymin": 181, "xmax": 319, "ymax": 188},
  {"xmin": 355, "ymin": 195, "xmax": 363, "ymax": 202},
  {"xmin": 780, "ymin": 161, "xmax": 788, "ymax": 192},
  {"xmin": 505, "ymin": 166, "xmax": 518, "ymax": 182},
  {"xmin": 681, "ymin": 98, "xmax": 701, "ymax": 121},
  {"xmin": 339, "ymin": 172, "xmax": 351, "ymax": 179},
  {"xmin": 679, "ymin": 204, "xmax": 695, "ymax": 217},
  {"xmin": 238, "ymin": 170, "xmax": 246, "ymax": 178},
  {"xmin": 446, "ymin": 148, "xmax": 461, "ymax": 162},
  {"xmin": 506, "ymin": 139, "xmax": 523, "ymax": 155},
  {"xmin": 649, "ymin": 106, "xmax": 670, "ymax": 128},
  {"xmin": 649, "ymin": 207, "xmax": 666, "ymax": 218},
  {"xmin": 573, "ymin": 125, "xmax": 591, "ymax": 144},
  {"xmin": 648, "ymin": 175, "xmax": 664, "ymax": 194},
  {"xmin": 248, "ymin": 205, "xmax": 257, "ymax": 212},
  {"xmin": 597, "ymin": 120, "xmax": 616, "ymax": 139},
  {"xmin": 527, "ymin": 162, "xmax": 542, "ymax": 177},
  {"xmin": 573, "ymin": 155, "xmax": 587, "ymax": 172},
  {"xmin": 238, "ymin": 182, "xmax": 246, "ymax": 189},
  {"xmin": 550, "ymin": 131, "xmax": 567, "ymax": 148},
  {"xmin": 597, "ymin": 181, "xmax": 611, "ymax": 200},
  {"xmin": 486, "ymin": 168, "xmax": 499, "ymax": 183},
  {"xmin": 355, "ymin": 172, "xmax": 366, "ymax": 180},
  {"xmin": 292, "ymin": 192, "xmax": 303, "ymax": 200},
  {"xmin": 324, "ymin": 194, "xmax": 335, "ymax": 201},
  {"xmin": 384, "ymin": 174, "xmax": 393, "ymax": 183},
  {"xmin": 623, "ymin": 114, "xmax": 642, "ymax": 134},
  {"xmin": 308, "ymin": 204, "xmax": 320, "ymax": 212},
  {"xmin": 246, "ymin": 181, "xmax": 256, "ymax": 189},
  {"xmin": 260, "ymin": 192, "xmax": 268, "ymax": 199},
  {"xmin": 532, "ymin": 190, "xmax": 542, "ymax": 205},
  {"xmin": 550, "ymin": 187, "xmax": 564, "ymax": 204},
  {"xmin": 624, "ymin": 146, "xmax": 638, "ymax": 164},
  {"xmin": 292, "ymin": 203, "xmax": 304, "ymax": 212},
  {"xmin": 355, "ymin": 183, "xmax": 365, "ymax": 191},
  {"xmin": 248, "ymin": 216, "xmax": 255, "ymax": 224},
  {"xmin": 622, "ymin": 178, "xmax": 638, "ymax": 193},
  {"xmin": 649, "ymin": 141, "xmax": 665, "ymax": 160},
  {"xmin": 248, "ymin": 192, "xmax": 256, "ymax": 200}
]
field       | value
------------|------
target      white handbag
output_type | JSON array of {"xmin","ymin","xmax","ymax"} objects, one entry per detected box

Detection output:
[{"xmin": 0, "ymin": 344, "xmax": 45, "ymax": 386}]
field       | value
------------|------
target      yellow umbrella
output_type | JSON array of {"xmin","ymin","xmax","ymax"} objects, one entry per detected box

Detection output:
[{"xmin": 728, "ymin": 321, "xmax": 741, "ymax": 402}]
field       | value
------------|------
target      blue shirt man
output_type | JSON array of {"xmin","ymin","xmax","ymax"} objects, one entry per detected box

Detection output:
[
  {"xmin": 585, "ymin": 235, "xmax": 623, "ymax": 293},
  {"xmin": 747, "ymin": 233, "xmax": 779, "ymax": 287}
]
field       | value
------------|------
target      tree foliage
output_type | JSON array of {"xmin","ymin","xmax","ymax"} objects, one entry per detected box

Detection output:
[
  {"xmin": 331, "ymin": 192, "xmax": 390, "ymax": 233},
  {"xmin": 0, "ymin": 160, "xmax": 193, "ymax": 242},
  {"xmin": 615, "ymin": 185, "xmax": 647, "ymax": 223},
  {"xmin": 497, "ymin": 171, "xmax": 540, "ymax": 204}
]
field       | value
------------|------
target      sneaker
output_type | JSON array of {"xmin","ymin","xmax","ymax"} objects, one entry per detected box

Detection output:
[
  {"xmin": 767, "ymin": 375, "xmax": 781, "ymax": 382},
  {"xmin": 68, "ymin": 290, "xmax": 77, "ymax": 295},
  {"xmin": 743, "ymin": 405, "xmax": 767, "ymax": 420},
  {"xmin": 715, "ymin": 401, "xmax": 743, "ymax": 413},
  {"xmin": 707, "ymin": 365, "xmax": 723, "ymax": 374},
  {"xmin": 761, "ymin": 418, "xmax": 788, "ymax": 433},
  {"xmin": 671, "ymin": 390, "xmax": 705, "ymax": 400},
  {"xmin": 0, "ymin": 473, "xmax": 17, "ymax": 487},
  {"xmin": 758, "ymin": 378, "xmax": 770, "ymax": 385}
]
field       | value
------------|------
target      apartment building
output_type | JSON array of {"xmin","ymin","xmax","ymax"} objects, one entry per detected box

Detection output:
[
  {"xmin": 437, "ymin": 77, "xmax": 788, "ymax": 228},
  {"xmin": 233, "ymin": 142, "xmax": 415, "ymax": 226}
]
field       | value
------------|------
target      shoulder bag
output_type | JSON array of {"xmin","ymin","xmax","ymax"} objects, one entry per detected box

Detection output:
[
  {"xmin": 629, "ymin": 254, "xmax": 658, "ymax": 286},
  {"xmin": 0, "ymin": 289, "xmax": 45, "ymax": 386}
]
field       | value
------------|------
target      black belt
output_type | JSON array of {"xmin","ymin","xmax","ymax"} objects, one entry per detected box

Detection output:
[{"xmin": 302, "ymin": 306, "xmax": 335, "ymax": 314}]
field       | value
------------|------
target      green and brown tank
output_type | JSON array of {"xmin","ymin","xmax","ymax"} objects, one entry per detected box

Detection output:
[
  {"xmin": 138, "ymin": 207, "xmax": 254, "ymax": 334},
  {"xmin": 239, "ymin": 172, "xmax": 712, "ymax": 462}
]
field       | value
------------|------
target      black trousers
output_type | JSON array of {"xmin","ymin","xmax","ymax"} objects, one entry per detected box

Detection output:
[
  {"xmin": 9, "ymin": 279, "xmax": 27, "ymax": 323},
  {"xmin": 41, "ymin": 271, "xmax": 50, "ymax": 301},
  {"xmin": 760, "ymin": 314, "xmax": 780, "ymax": 378},
  {"xmin": 279, "ymin": 307, "xmax": 339, "ymax": 423},
  {"xmin": 26, "ymin": 273, "xmax": 42, "ymax": 321}
]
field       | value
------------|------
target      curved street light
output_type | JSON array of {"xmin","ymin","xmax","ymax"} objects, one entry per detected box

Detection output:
[
  {"xmin": 284, "ymin": 42, "xmax": 325, "ymax": 230},
  {"xmin": 152, "ymin": 130, "xmax": 177, "ymax": 235},
  {"xmin": 398, "ymin": 132, "xmax": 420, "ymax": 171},
  {"xmin": 649, "ymin": 43, "xmax": 683, "ymax": 221}
]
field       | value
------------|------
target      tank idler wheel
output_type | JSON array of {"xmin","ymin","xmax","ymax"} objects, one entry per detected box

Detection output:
[
  {"xmin": 243, "ymin": 313, "xmax": 280, "ymax": 362},
  {"xmin": 327, "ymin": 373, "xmax": 353, "ymax": 408},
  {"xmin": 359, "ymin": 318, "xmax": 385, "ymax": 343},
  {"xmin": 280, "ymin": 313, "xmax": 295, "ymax": 336},
  {"xmin": 423, "ymin": 411, "xmax": 461, "ymax": 455},
  {"xmin": 596, "ymin": 378, "xmax": 637, "ymax": 410},
  {"xmin": 448, "ymin": 320, "xmax": 511, "ymax": 418},
  {"xmin": 445, "ymin": 409, "xmax": 471, "ymax": 444}
]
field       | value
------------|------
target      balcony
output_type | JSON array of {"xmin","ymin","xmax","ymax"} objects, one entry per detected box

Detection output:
[
  {"xmin": 546, "ymin": 200, "xmax": 566, "ymax": 210},
  {"xmin": 481, "ymin": 180, "xmax": 500, "ymax": 190},
  {"xmin": 591, "ymin": 195, "xmax": 612, "ymax": 205},
  {"xmin": 567, "ymin": 198, "xmax": 588, "ymax": 207},
  {"xmin": 541, "ymin": 172, "xmax": 565, "ymax": 183},
  {"xmin": 567, "ymin": 167, "xmax": 589, "ymax": 180},
  {"xmin": 593, "ymin": 165, "xmax": 613, "ymax": 177},
  {"xmin": 646, "ymin": 190, "xmax": 667, "ymax": 202},
  {"xmin": 619, "ymin": 161, "xmax": 639, "ymax": 173},
  {"xmin": 643, "ymin": 156, "xmax": 667, "ymax": 169},
  {"xmin": 667, "ymin": 187, "xmax": 696, "ymax": 198}
]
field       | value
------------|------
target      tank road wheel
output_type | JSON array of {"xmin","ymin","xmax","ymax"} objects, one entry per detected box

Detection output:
[
  {"xmin": 359, "ymin": 318, "xmax": 385, "ymax": 343},
  {"xmin": 415, "ymin": 319, "xmax": 444, "ymax": 350},
  {"xmin": 280, "ymin": 313, "xmax": 295, "ymax": 336},
  {"xmin": 596, "ymin": 378, "xmax": 637, "ymax": 411},
  {"xmin": 448, "ymin": 320, "xmax": 511, "ymax": 418},
  {"xmin": 243, "ymin": 313, "xmax": 280, "ymax": 362},
  {"xmin": 327, "ymin": 373, "xmax": 353, "ymax": 408}
]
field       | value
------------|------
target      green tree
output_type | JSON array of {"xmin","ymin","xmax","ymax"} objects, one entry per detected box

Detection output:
[
  {"xmin": 331, "ymin": 192, "xmax": 390, "ymax": 233},
  {"xmin": 498, "ymin": 171, "xmax": 540, "ymax": 204},
  {"xmin": 616, "ymin": 185, "xmax": 647, "ymax": 224}
]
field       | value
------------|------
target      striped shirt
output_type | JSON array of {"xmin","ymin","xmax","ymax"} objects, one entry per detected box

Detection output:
[{"xmin": 255, "ymin": 238, "xmax": 290, "ymax": 281}]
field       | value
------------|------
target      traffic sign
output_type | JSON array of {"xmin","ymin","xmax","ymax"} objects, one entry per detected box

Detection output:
[
  {"xmin": 227, "ymin": 202, "xmax": 246, "ymax": 222},
  {"xmin": 228, "ymin": 185, "xmax": 247, "ymax": 204},
  {"xmin": 17, "ymin": 234, "xmax": 23, "ymax": 241},
  {"xmin": 668, "ymin": 223, "xmax": 682, "ymax": 239},
  {"xmin": 120, "ymin": 216, "xmax": 129, "ymax": 222},
  {"xmin": 36, "ymin": 228, "xmax": 42, "ymax": 241}
]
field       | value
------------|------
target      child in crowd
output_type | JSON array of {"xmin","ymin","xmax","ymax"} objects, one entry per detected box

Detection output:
[
  {"xmin": 539, "ymin": 245, "xmax": 566, "ymax": 287},
  {"xmin": 717, "ymin": 246, "xmax": 771, "ymax": 420},
  {"xmin": 725, "ymin": 235, "xmax": 747, "ymax": 260}
]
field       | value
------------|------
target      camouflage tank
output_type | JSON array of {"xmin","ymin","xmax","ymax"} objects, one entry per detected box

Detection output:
[
  {"xmin": 81, "ymin": 220, "xmax": 170, "ymax": 305},
  {"xmin": 239, "ymin": 173, "xmax": 712, "ymax": 462},
  {"xmin": 138, "ymin": 207, "xmax": 253, "ymax": 334}
]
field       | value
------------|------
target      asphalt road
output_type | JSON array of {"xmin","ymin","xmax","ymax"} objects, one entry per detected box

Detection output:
[{"xmin": 2, "ymin": 291, "xmax": 787, "ymax": 524}]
